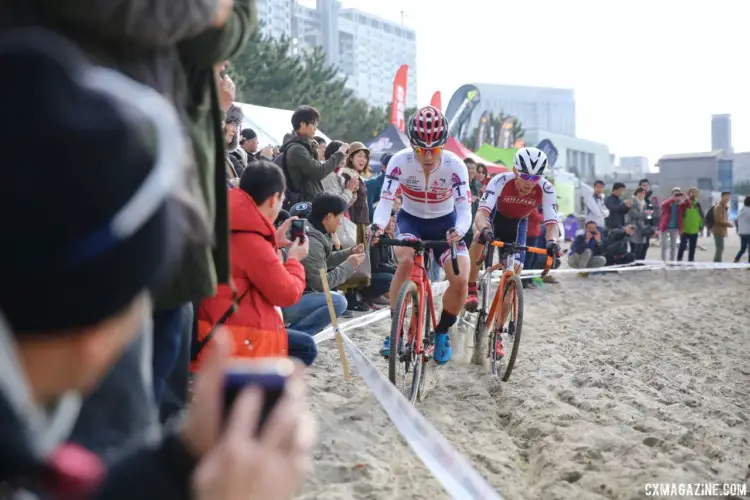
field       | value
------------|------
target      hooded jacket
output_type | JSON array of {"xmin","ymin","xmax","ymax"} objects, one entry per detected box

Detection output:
[
  {"xmin": 0, "ymin": 319, "xmax": 197, "ymax": 499},
  {"xmin": 196, "ymin": 189, "xmax": 305, "ymax": 365}
]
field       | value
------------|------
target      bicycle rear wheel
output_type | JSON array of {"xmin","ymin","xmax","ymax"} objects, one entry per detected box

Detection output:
[
  {"xmin": 490, "ymin": 274, "xmax": 524, "ymax": 381},
  {"xmin": 390, "ymin": 280, "xmax": 423, "ymax": 404}
]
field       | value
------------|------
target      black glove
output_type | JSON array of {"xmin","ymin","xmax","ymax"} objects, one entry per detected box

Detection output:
[
  {"xmin": 546, "ymin": 239, "xmax": 561, "ymax": 256},
  {"xmin": 478, "ymin": 228, "xmax": 494, "ymax": 244}
]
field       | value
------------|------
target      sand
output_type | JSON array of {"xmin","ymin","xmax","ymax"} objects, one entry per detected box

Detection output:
[{"xmin": 302, "ymin": 233, "xmax": 750, "ymax": 500}]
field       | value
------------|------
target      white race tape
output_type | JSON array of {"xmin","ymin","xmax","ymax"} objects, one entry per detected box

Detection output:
[
  {"xmin": 313, "ymin": 281, "xmax": 449, "ymax": 345},
  {"xmin": 340, "ymin": 331, "xmax": 503, "ymax": 500},
  {"xmin": 637, "ymin": 259, "xmax": 750, "ymax": 269}
]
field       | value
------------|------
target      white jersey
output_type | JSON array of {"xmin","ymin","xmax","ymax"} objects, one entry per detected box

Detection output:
[{"xmin": 373, "ymin": 148, "xmax": 472, "ymax": 236}]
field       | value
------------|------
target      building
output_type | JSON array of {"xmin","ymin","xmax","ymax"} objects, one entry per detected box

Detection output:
[
  {"xmin": 524, "ymin": 129, "xmax": 612, "ymax": 181},
  {"xmin": 656, "ymin": 150, "xmax": 731, "ymax": 209},
  {"xmin": 733, "ymin": 151, "xmax": 750, "ymax": 185},
  {"xmin": 616, "ymin": 156, "xmax": 650, "ymax": 176},
  {"xmin": 258, "ymin": 0, "xmax": 294, "ymax": 40},
  {"xmin": 465, "ymin": 84, "xmax": 576, "ymax": 136},
  {"xmin": 711, "ymin": 114, "xmax": 732, "ymax": 152},
  {"xmin": 260, "ymin": 0, "xmax": 418, "ymax": 109}
]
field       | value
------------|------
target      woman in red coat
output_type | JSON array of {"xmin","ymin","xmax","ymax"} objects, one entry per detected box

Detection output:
[{"xmin": 194, "ymin": 161, "xmax": 316, "ymax": 370}]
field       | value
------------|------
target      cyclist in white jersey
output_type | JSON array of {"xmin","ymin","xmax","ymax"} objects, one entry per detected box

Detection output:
[{"xmin": 371, "ymin": 106, "xmax": 471, "ymax": 365}]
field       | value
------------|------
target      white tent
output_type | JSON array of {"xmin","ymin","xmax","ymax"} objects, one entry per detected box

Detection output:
[{"xmin": 233, "ymin": 102, "xmax": 333, "ymax": 147}]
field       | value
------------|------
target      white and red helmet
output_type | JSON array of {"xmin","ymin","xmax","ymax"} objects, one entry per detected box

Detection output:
[
  {"xmin": 514, "ymin": 147, "xmax": 549, "ymax": 176},
  {"xmin": 407, "ymin": 106, "xmax": 448, "ymax": 148}
]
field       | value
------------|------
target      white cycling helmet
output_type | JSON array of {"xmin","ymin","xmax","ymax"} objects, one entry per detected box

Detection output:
[{"xmin": 514, "ymin": 147, "xmax": 549, "ymax": 176}]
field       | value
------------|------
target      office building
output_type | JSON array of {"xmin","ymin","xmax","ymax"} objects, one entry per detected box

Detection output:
[
  {"xmin": 259, "ymin": 0, "xmax": 417, "ymax": 109},
  {"xmin": 465, "ymin": 84, "xmax": 576, "ymax": 137},
  {"xmin": 711, "ymin": 114, "xmax": 732, "ymax": 153}
]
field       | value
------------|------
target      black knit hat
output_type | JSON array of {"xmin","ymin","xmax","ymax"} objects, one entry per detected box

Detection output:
[{"xmin": 0, "ymin": 29, "xmax": 186, "ymax": 333}]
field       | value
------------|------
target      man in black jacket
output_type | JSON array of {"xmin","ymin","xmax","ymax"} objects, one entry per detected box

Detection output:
[
  {"xmin": 603, "ymin": 225, "xmax": 636, "ymax": 265},
  {"xmin": 605, "ymin": 182, "xmax": 632, "ymax": 232}
]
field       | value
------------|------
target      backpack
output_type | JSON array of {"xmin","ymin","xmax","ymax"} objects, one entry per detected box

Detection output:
[
  {"xmin": 704, "ymin": 205, "xmax": 715, "ymax": 229},
  {"xmin": 273, "ymin": 151, "xmax": 300, "ymax": 211}
]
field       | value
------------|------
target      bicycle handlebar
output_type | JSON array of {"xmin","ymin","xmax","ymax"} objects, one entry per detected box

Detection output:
[
  {"xmin": 378, "ymin": 238, "xmax": 460, "ymax": 276},
  {"xmin": 478, "ymin": 240, "xmax": 554, "ymax": 278}
]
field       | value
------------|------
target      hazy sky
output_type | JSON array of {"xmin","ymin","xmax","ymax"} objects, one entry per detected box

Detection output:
[{"xmin": 334, "ymin": 0, "xmax": 746, "ymax": 166}]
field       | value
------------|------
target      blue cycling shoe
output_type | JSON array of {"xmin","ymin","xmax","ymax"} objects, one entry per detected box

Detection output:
[
  {"xmin": 433, "ymin": 332, "xmax": 453, "ymax": 364},
  {"xmin": 380, "ymin": 337, "xmax": 391, "ymax": 358}
]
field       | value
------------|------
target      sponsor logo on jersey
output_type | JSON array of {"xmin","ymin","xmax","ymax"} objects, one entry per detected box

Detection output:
[
  {"xmin": 387, "ymin": 166, "xmax": 402, "ymax": 179},
  {"xmin": 451, "ymin": 173, "xmax": 462, "ymax": 185},
  {"xmin": 542, "ymin": 182, "xmax": 554, "ymax": 194},
  {"xmin": 405, "ymin": 176, "xmax": 420, "ymax": 188},
  {"xmin": 502, "ymin": 196, "xmax": 538, "ymax": 206}
]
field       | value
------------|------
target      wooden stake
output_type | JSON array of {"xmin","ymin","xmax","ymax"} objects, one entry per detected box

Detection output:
[{"xmin": 319, "ymin": 268, "xmax": 351, "ymax": 378}]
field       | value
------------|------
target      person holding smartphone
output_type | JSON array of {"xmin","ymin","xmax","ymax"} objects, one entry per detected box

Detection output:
[{"xmin": 568, "ymin": 220, "xmax": 607, "ymax": 269}]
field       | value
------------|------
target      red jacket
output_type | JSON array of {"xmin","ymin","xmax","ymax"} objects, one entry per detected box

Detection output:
[
  {"xmin": 658, "ymin": 198, "xmax": 689, "ymax": 232},
  {"xmin": 527, "ymin": 207, "xmax": 543, "ymax": 238},
  {"xmin": 195, "ymin": 189, "xmax": 305, "ymax": 368}
]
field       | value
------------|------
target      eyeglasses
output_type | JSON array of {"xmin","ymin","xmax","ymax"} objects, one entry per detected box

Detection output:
[
  {"xmin": 65, "ymin": 66, "xmax": 195, "ymax": 266},
  {"xmin": 413, "ymin": 146, "xmax": 443, "ymax": 155},
  {"xmin": 518, "ymin": 173, "xmax": 541, "ymax": 182}
]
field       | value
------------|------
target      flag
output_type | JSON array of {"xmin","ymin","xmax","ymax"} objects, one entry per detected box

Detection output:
[
  {"xmin": 430, "ymin": 91, "xmax": 442, "ymax": 111},
  {"xmin": 390, "ymin": 64, "xmax": 409, "ymax": 132}
]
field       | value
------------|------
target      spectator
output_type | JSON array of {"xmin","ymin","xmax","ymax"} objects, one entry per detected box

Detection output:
[
  {"xmin": 711, "ymin": 191, "xmax": 734, "ymax": 262},
  {"xmin": 280, "ymin": 201, "xmax": 350, "ymax": 334},
  {"xmin": 224, "ymin": 104, "xmax": 245, "ymax": 184},
  {"xmin": 366, "ymin": 152, "xmax": 394, "ymax": 219},
  {"xmin": 363, "ymin": 214, "xmax": 397, "ymax": 306},
  {"xmin": 2, "ymin": 0, "xmax": 248, "ymax": 459},
  {"xmin": 626, "ymin": 187, "xmax": 650, "ymax": 261},
  {"xmin": 678, "ymin": 187, "xmax": 704, "ymax": 262},
  {"xmin": 476, "ymin": 163, "xmax": 489, "ymax": 196},
  {"xmin": 155, "ymin": 1, "xmax": 256, "ymax": 426},
  {"xmin": 639, "ymin": 178, "xmax": 656, "ymax": 212},
  {"xmin": 196, "ymin": 161, "xmax": 317, "ymax": 368},
  {"xmin": 280, "ymin": 105, "xmax": 348, "ymax": 203},
  {"xmin": 658, "ymin": 187, "xmax": 689, "ymax": 261},
  {"xmin": 299, "ymin": 194, "xmax": 366, "ymax": 304},
  {"xmin": 523, "ymin": 207, "xmax": 544, "ymax": 288},
  {"xmin": 587, "ymin": 180, "xmax": 610, "ymax": 230},
  {"xmin": 734, "ymin": 196, "xmax": 750, "ymax": 262},
  {"xmin": 339, "ymin": 142, "xmax": 373, "ymax": 312},
  {"xmin": 568, "ymin": 221, "xmax": 607, "ymax": 269},
  {"xmin": 604, "ymin": 225, "xmax": 637, "ymax": 265},
  {"xmin": 322, "ymin": 140, "xmax": 356, "ymax": 206},
  {"xmin": 0, "ymin": 33, "xmax": 318, "ymax": 500},
  {"xmin": 238, "ymin": 128, "xmax": 273, "ymax": 162},
  {"xmin": 314, "ymin": 135, "xmax": 328, "ymax": 160},
  {"xmin": 605, "ymin": 182, "xmax": 632, "ymax": 231}
]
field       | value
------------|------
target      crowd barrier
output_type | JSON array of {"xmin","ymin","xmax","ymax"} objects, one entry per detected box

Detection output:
[{"xmin": 310, "ymin": 259, "xmax": 748, "ymax": 499}]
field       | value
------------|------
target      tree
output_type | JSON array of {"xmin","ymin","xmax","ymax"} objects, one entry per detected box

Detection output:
[
  {"xmin": 733, "ymin": 182, "xmax": 750, "ymax": 195},
  {"xmin": 228, "ymin": 30, "xmax": 411, "ymax": 143}
]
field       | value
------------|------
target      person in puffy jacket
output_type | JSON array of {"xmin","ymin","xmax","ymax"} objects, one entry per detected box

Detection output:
[{"xmin": 196, "ymin": 161, "xmax": 317, "ymax": 368}]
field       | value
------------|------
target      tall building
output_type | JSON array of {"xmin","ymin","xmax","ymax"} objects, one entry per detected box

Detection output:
[
  {"xmin": 465, "ymin": 84, "xmax": 576, "ymax": 136},
  {"xmin": 259, "ymin": 0, "xmax": 417, "ymax": 109},
  {"xmin": 711, "ymin": 114, "xmax": 732, "ymax": 152}
]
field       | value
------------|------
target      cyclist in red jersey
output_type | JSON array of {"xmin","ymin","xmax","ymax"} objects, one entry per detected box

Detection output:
[{"xmin": 464, "ymin": 147, "xmax": 561, "ymax": 311}]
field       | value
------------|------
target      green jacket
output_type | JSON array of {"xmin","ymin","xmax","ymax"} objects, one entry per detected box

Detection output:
[
  {"xmin": 282, "ymin": 135, "xmax": 345, "ymax": 203},
  {"xmin": 302, "ymin": 222, "xmax": 355, "ymax": 293},
  {"xmin": 154, "ymin": 0, "xmax": 257, "ymax": 311},
  {"xmin": 681, "ymin": 200, "xmax": 704, "ymax": 235}
]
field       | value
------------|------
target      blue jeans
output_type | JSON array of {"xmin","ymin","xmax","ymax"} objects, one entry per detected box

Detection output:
[
  {"xmin": 288, "ymin": 329, "xmax": 318, "ymax": 366},
  {"xmin": 152, "ymin": 303, "xmax": 193, "ymax": 405},
  {"xmin": 70, "ymin": 311, "xmax": 159, "ymax": 461},
  {"xmin": 361, "ymin": 271, "xmax": 394, "ymax": 299},
  {"xmin": 282, "ymin": 292, "xmax": 347, "ymax": 335}
]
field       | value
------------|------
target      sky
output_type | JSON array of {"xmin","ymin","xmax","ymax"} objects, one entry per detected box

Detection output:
[{"xmin": 333, "ymin": 0, "xmax": 747, "ymax": 167}]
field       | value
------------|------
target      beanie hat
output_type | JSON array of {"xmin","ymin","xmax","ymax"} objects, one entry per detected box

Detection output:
[
  {"xmin": 241, "ymin": 128, "xmax": 257, "ymax": 142},
  {"xmin": 0, "ymin": 29, "xmax": 189, "ymax": 333},
  {"xmin": 226, "ymin": 105, "xmax": 244, "ymax": 126}
]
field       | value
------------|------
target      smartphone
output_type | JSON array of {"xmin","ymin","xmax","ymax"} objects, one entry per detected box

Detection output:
[
  {"xmin": 290, "ymin": 219, "xmax": 306, "ymax": 243},
  {"xmin": 223, "ymin": 358, "xmax": 294, "ymax": 433}
]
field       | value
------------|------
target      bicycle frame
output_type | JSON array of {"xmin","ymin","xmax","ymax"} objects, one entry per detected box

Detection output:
[{"xmin": 409, "ymin": 249, "xmax": 437, "ymax": 357}]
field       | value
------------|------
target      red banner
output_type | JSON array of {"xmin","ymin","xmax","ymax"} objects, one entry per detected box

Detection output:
[
  {"xmin": 430, "ymin": 91, "xmax": 442, "ymax": 111},
  {"xmin": 390, "ymin": 64, "xmax": 408, "ymax": 132}
]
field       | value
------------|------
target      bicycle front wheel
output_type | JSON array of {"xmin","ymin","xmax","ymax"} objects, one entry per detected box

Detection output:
[
  {"xmin": 390, "ymin": 280, "xmax": 423, "ymax": 404},
  {"xmin": 491, "ymin": 274, "xmax": 524, "ymax": 381}
]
